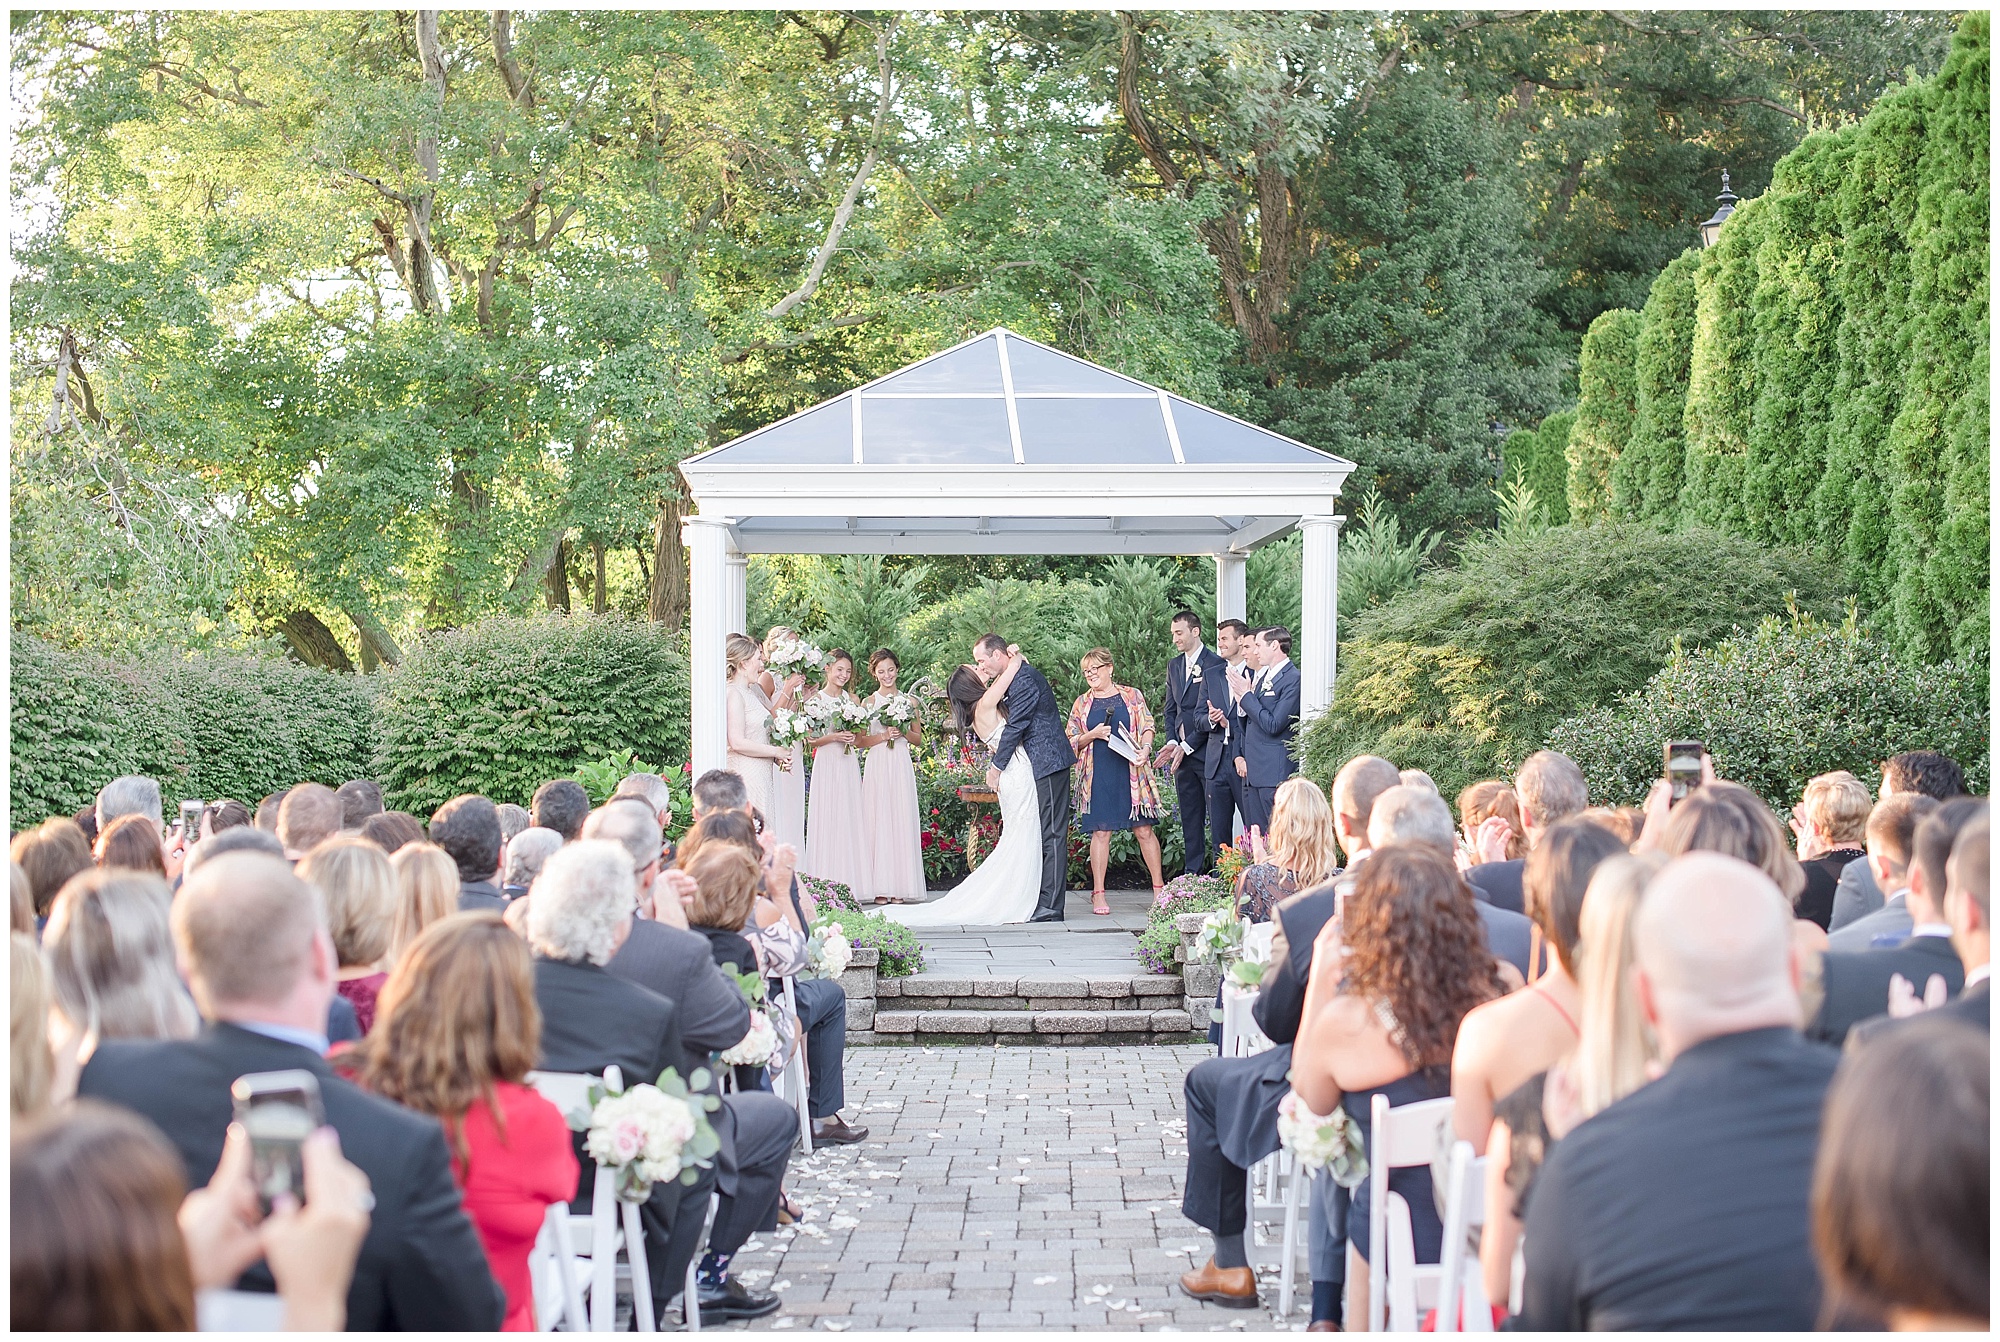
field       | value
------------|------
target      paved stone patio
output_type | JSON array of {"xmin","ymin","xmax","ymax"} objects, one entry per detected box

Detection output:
[
  {"xmin": 715, "ymin": 1045, "xmax": 1306, "ymax": 1333},
  {"xmin": 902, "ymin": 889, "xmax": 1155, "ymax": 978}
]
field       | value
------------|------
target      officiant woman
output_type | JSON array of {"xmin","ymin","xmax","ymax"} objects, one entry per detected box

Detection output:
[{"xmin": 1067, "ymin": 647, "xmax": 1168, "ymax": 912}]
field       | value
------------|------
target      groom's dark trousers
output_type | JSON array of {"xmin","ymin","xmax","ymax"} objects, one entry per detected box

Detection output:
[
  {"xmin": 1032, "ymin": 770, "xmax": 1072, "ymax": 921},
  {"xmin": 988, "ymin": 658, "xmax": 1078, "ymax": 923}
]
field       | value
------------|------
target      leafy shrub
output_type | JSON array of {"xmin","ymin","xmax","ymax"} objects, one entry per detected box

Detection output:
[
  {"xmin": 813, "ymin": 907, "xmax": 926, "ymax": 978},
  {"xmin": 9, "ymin": 634, "xmax": 372, "ymax": 824},
  {"xmin": 1547, "ymin": 609, "xmax": 1990, "ymax": 811},
  {"xmin": 799, "ymin": 873, "xmax": 860, "ymax": 916},
  {"xmin": 1504, "ymin": 411, "xmax": 1575, "ymax": 526},
  {"xmin": 1297, "ymin": 521, "xmax": 1842, "ymax": 799},
  {"xmin": 372, "ymin": 615, "xmax": 689, "ymax": 814},
  {"xmin": 1137, "ymin": 873, "xmax": 1233, "ymax": 974}
]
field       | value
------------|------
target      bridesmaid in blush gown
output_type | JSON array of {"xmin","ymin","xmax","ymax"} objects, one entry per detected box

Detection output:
[
  {"xmin": 857, "ymin": 649, "xmax": 926, "ymax": 904},
  {"xmin": 758, "ymin": 626, "xmax": 810, "ymax": 855},
  {"xmin": 725, "ymin": 633, "xmax": 791, "ymax": 818},
  {"xmin": 803, "ymin": 649, "xmax": 870, "ymax": 898}
]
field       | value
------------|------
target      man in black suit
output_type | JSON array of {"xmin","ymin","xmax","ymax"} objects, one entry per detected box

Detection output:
[
  {"xmin": 1465, "ymin": 749, "xmax": 1587, "ymax": 916},
  {"xmin": 1520, "ymin": 854, "xmax": 1839, "ymax": 1330},
  {"xmin": 531, "ymin": 777, "xmax": 592, "ymax": 842},
  {"xmin": 430, "ymin": 794, "xmax": 509, "ymax": 912},
  {"xmin": 1849, "ymin": 812, "xmax": 1990, "ymax": 1047},
  {"xmin": 1826, "ymin": 794, "xmax": 1940, "ymax": 952},
  {"xmin": 1178, "ymin": 753, "xmax": 1402, "ymax": 1322},
  {"xmin": 584, "ymin": 800, "xmax": 794, "ymax": 1322},
  {"xmin": 1227, "ymin": 627, "xmax": 1302, "ymax": 833},
  {"xmin": 78, "ymin": 853, "xmax": 504, "ymax": 1330},
  {"xmin": 526, "ymin": 839, "xmax": 726, "ymax": 1325},
  {"xmin": 975, "ymin": 634, "xmax": 1077, "ymax": 922},
  {"xmin": 1157, "ymin": 610, "xmax": 1231, "ymax": 875},
  {"xmin": 1204, "ymin": 620, "xmax": 1253, "ymax": 853}
]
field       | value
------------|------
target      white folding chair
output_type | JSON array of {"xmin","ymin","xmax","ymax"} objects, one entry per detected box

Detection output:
[
  {"xmin": 1244, "ymin": 1147, "xmax": 1312, "ymax": 1317},
  {"xmin": 1243, "ymin": 921, "xmax": 1276, "ymax": 964},
  {"xmin": 1220, "ymin": 984, "xmax": 1272, "ymax": 1058},
  {"xmin": 1432, "ymin": 1140, "xmax": 1492, "ymax": 1333},
  {"xmin": 1367, "ymin": 1094, "xmax": 1454, "ymax": 1332},
  {"xmin": 527, "ymin": 1066, "xmax": 664, "ymax": 1333},
  {"xmin": 774, "ymin": 975, "xmax": 814, "ymax": 1152},
  {"xmin": 530, "ymin": 1201, "xmax": 591, "ymax": 1331}
]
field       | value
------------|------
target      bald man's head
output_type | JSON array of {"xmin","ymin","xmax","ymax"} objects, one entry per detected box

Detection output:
[
  {"xmin": 170, "ymin": 852, "xmax": 324, "ymax": 1014},
  {"xmin": 1636, "ymin": 852, "xmax": 1800, "ymax": 1056}
]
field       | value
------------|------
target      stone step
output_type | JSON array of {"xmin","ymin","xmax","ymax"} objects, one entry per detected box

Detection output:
[
  {"xmin": 874, "ymin": 972, "xmax": 1185, "ymax": 1013},
  {"xmin": 861, "ymin": 1005, "xmax": 1197, "ymax": 1047}
]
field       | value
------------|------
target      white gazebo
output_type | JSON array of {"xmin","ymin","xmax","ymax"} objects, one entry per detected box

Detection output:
[{"xmin": 678, "ymin": 329, "xmax": 1356, "ymax": 774}]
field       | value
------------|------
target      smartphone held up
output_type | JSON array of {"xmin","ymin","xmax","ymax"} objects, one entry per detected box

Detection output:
[
  {"xmin": 231, "ymin": 1069, "xmax": 325, "ymax": 1214},
  {"xmin": 1664, "ymin": 741, "xmax": 1706, "ymax": 806}
]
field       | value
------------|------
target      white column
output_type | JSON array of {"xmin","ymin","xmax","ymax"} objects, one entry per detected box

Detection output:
[
  {"xmin": 724, "ymin": 553, "xmax": 748, "ymax": 637},
  {"xmin": 683, "ymin": 515, "xmax": 733, "ymax": 777},
  {"xmin": 1298, "ymin": 514, "xmax": 1345, "ymax": 718},
  {"xmin": 1214, "ymin": 552, "xmax": 1247, "ymax": 624}
]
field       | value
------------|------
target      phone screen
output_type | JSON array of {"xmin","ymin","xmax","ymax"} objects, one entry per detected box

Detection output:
[
  {"xmin": 231, "ymin": 1070, "xmax": 325, "ymax": 1214},
  {"xmin": 1665, "ymin": 741, "xmax": 1705, "ymax": 804}
]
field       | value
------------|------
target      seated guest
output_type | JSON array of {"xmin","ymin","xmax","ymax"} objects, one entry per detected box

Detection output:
[
  {"xmin": 336, "ymin": 779, "xmax": 385, "ymax": 831},
  {"xmin": 430, "ymin": 795, "xmax": 509, "ymax": 912},
  {"xmin": 95, "ymin": 773, "xmax": 164, "ymax": 834},
  {"xmin": 691, "ymin": 768, "xmax": 751, "ymax": 821},
  {"xmin": 94, "ymin": 812, "xmax": 169, "ymax": 878},
  {"xmin": 389, "ymin": 841, "xmax": 460, "ymax": 959},
  {"xmin": 586, "ymin": 799, "xmax": 790, "ymax": 1322},
  {"xmin": 614, "ymin": 771, "xmax": 678, "ymax": 830},
  {"xmin": 1176, "ymin": 753, "xmax": 1401, "ymax": 1322},
  {"xmin": 1234, "ymin": 777, "xmax": 1340, "ymax": 924},
  {"xmin": 12, "ymin": 817, "xmax": 93, "ymax": 921},
  {"xmin": 11, "ymin": 1098, "xmax": 369, "ymax": 1331},
  {"xmin": 526, "ymin": 840, "xmax": 718, "ymax": 1325},
  {"xmin": 494, "ymin": 803, "xmax": 531, "ymax": 848},
  {"xmin": 1832, "ymin": 750, "xmax": 1970, "ymax": 930},
  {"xmin": 1823, "ymin": 793, "xmax": 1936, "ymax": 955},
  {"xmin": 44, "ymin": 870, "xmax": 199, "ymax": 1049},
  {"xmin": 339, "ymin": 914, "xmax": 579, "ymax": 1330},
  {"xmin": 529, "ymin": 779, "xmax": 591, "ymax": 843},
  {"xmin": 1790, "ymin": 771, "xmax": 1871, "ymax": 930},
  {"xmin": 1287, "ymin": 845, "xmax": 1507, "ymax": 1328},
  {"xmin": 1480, "ymin": 852, "xmax": 1662, "ymax": 1314},
  {"xmin": 1467, "ymin": 751, "xmax": 1588, "ymax": 914},
  {"xmin": 1398, "ymin": 768, "xmax": 1438, "ymax": 795},
  {"xmin": 360, "ymin": 810, "xmax": 426, "ymax": 854},
  {"xmin": 1456, "ymin": 781, "xmax": 1526, "ymax": 870},
  {"xmin": 1813, "ymin": 1013, "xmax": 1987, "ymax": 1330},
  {"xmin": 277, "ymin": 783, "xmax": 345, "ymax": 862},
  {"xmin": 1451, "ymin": 816, "xmax": 1627, "ymax": 1149},
  {"xmin": 1518, "ymin": 853, "xmax": 1837, "ymax": 1330},
  {"xmin": 202, "ymin": 797, "xmax": 254, "ymax": 835},
  {"xmin": 502, "ymin": 827, "xmax": 564, "ymax": 900},
  {"xmin": 1654, "ymin": 780, "xmax": 1813, "ymax": 944},
  {"xmin": 10, "ymin": 864, "xmax": 28, "ymax": 935},
  {"xmin": 182, "ymin": 823, "xmax": 286, "ymax": 875},
  {"xmin": 1810, "ymin": 802, "xmax": 1983, "ymax": 1045},
  {"xmin": 76, "ymin": 852, "xmax": 505, "ymax": 1329},
  {"xmin": 73, "ymin": 802, "xmax": 100, "ymax": 846},
  {"xmin": 1579, "ymin": 805, "xmax": 1644, "ymax": 847},
  {"xmin": 254, "ymin": 791, "xmax": 284, "ymax": 833},
  {"xmin": 1932, "ymin": 818, "xmax": 1991, "ymax": 1031},
  {"xmin": 14, "ymin": 931, "xmax": 57, "ymax": 1118},
  {"xmin": 297, "ymin": 837, "xmax": 397, "ymax": 1035},
  {"xmin": 1369, "ymin": 784, "xmax": 1535, "ymax": 982},
  {"xmin": 1831, "ymin": 796, "xmax": 1973, "ymax": 953}
]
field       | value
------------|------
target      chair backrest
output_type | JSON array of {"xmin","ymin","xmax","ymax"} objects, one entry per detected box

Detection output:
[
  {"xmin": 1244, "ymin": 921, "xmax": 1277, "ymax": 963},
  {"xmin": 1369, "ymin": 1094, "xmax": 1455, "ymax": 1332},
  {"xmin": 527, "ymin": 1066, "xmax": 623, "ymax": 1128},
  {"xmin": 1220, "ymin": 985, "xmax": 1271, "ymax": 1058},
  {"xmin": 1433, "ymin": 1139, "xmax": 1492, "ymax": 1333}
]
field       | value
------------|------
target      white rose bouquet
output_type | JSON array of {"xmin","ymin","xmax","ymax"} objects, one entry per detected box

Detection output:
[
  {"xmin": 769, "ymin": 707, "xmax": 812, "ymax": 750},
  {"xmin": 1190, "ymin": 908, "xmax": 1246, "ymax": 965},
  {"xmin": 874, "ymin": 693, "xmax": 917, "ymax": 749},
  {"xmin": 806, "ymin": 925, "xmax": 853, "ymax": 980},
  {"xmin": 583, "ymin": 1072, "xmax": 721, "ymax": 1203},
  {"xmin": 720, "ymin": 1009, "xmax": 778, "ymax": 1067},
  {"xmin": 766, "ymin": 635, "xmax": 825, "ymax": 679},
  {"xmin": 839, "ymin": 699, "xmax": 874, "ymax": 736},
  {"xmin": 1276, "ymin": 1090, "xmax": 1368, "ymax": 1187}
]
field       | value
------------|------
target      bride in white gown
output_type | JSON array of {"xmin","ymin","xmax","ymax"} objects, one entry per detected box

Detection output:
[{"xmin": 886, "ymin": 651, "xmax": 1044, "ymax": 928}]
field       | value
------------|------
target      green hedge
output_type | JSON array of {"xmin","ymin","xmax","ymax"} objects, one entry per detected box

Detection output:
[
  {"xmin": 1547, "ymin": 611, "xmax": 1990, "ymax": 811},
  {"xmin": 1504, "ymin": 411, "xmax": 1574, "ymax": 526},
  {"xmin": 10, "ymin": 634, "xmax": 374, "ymax": 825},
  {"xmin": 1296, "ymin": 521, "xmax": 1841, "ymax": 799},
  {"xmin": 1569, "ymin": 13, "xmax": 1989, "ymax": 660},
  {"xmin": 371, "ymin": 615, "xmax": 690, "ymax": 814}
]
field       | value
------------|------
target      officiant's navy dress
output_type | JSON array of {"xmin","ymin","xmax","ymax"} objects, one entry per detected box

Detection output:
[{"xmin": 1080, "ymin": 695, "xmax": 1136, "ymax": 832}]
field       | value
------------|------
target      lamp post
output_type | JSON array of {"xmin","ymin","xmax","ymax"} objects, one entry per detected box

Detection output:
[{"xmin": 1698, "ymin": 171, "xmax": 1739, "ymax": 249}]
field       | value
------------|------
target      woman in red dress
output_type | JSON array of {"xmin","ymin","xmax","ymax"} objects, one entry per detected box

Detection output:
[{"xmin": 338, "ymin": 912, "xmax": 578, "ymax": 1329}]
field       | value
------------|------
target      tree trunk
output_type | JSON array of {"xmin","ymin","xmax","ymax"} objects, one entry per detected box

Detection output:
[
  {"xmin": 344, "ymin": 605, "xmax": 404, "ymax": 669},
  {"xmin": 545, "ymin": 537, "xmax": 572, "ymax": 612},
  {"xmin": 277, "ymin": 610, "xmax": 356, "ymax": 672},
  {"xmin": 649, "ymin": 496, "xmax": 688, "ymax": 628},
  {"xmin": 591, "ymin": 541, "xmax": 608, "ymax": 613}
]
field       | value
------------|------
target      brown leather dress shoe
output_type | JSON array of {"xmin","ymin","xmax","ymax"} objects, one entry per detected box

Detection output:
[
  {"xmin": 1177, "ymin": 1258, "xmax": 1259, "ymax": 1308},
  {"xmin": 1306, "ymin": 1320, "xmax": 1341, "ymax": 1331},
  {"xmin": 812, "ymin": 1115, "xmax": 869, "ymax": 1145}
]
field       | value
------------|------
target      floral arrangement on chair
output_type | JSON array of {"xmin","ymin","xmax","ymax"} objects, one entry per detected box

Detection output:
[
  {"xmin": 719, "ymin": 1010, "xmax": 778, "ymax": 1068},
  {"xmin": 804, "ymin": 922, "xmax": 853, "ymax": 980},
  {"xmin": 582, "ymin": 1068, "xmax": 721, "ymax": 1203},
  {"xmin": 1276, "ymin": 1091, "xmax": 1367, "ymax": 1187}
]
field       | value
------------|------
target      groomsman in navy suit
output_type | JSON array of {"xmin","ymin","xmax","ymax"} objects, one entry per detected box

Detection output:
[
  {"xmin": 1157, "ymin": 611, "xmax": 1230, "ymax": 875},
  {"xmin": 1228, "ymin": 626, "xmax": 1301, "ymax": 834}
]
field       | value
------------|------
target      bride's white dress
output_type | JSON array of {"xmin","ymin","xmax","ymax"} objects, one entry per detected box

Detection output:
[{"xmin": 885, "ymin": 721, "xmax": 1043, "ymax": 927}]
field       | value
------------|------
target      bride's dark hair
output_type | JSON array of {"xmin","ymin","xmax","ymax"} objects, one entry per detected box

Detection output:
[{"xmin": 946, "ymin": 665, "xmax": 989, "ymax": 734}]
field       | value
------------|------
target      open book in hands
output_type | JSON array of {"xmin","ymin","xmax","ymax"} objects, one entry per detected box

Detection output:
[{"xmin": 1104, "ymin": 723, "xmax": 1143, "ymax": 766}]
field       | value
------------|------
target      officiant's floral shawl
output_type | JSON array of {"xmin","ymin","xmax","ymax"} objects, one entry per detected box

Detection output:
[{"xmin": 1064, "ymin": 684, "xmax": 1164, "ymax": 822}]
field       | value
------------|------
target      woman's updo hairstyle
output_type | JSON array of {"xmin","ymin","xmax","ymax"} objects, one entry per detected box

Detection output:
[
  {"xmin": 725, "ymin": 633, "xmax": 760, "ymax": 677},
  {"xmin": 869, "ymin": 648, "xmax": 899, "ymax": 674}
]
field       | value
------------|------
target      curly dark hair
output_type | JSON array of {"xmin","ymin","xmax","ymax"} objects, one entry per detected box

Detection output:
[{"xmin": 1344, "ymin": 844, "xmax": 1508, "ymax": 1069}]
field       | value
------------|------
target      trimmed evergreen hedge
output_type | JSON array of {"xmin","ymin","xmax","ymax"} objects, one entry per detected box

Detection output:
[
  {"xmin": 371, "ymin": 615, "xmax": 690, "ymax": 815},
  {"xmin": 10, "ymin": 635, "xmax": 375, "ymax": 824},
  {"xmin": 1566, "ymin": 12, "xmax": 1990, "ymax": 661},
  {"xmin": 1547, "ymin": 612, "xmax": 1990, "ymax": 811}
]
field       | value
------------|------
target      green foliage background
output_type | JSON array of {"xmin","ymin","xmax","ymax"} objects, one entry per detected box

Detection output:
[{"xmin": 1566, "ymin": 13, "xmax": 1989, "ymax": 661}]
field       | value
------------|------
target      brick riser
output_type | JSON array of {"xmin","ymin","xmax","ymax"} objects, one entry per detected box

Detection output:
[{"xmin": 860, "ymin": 972, "xmax": 1196, "ymax": 1045}]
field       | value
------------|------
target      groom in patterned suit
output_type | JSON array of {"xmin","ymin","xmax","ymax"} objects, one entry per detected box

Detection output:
[
  {"xmin": 1157, "ymin": 611, "xmax": 1229, "ymax": 875},
  {"xmin": 973, "ymin": 635, "xmax": 1077, "ymax": 922}
]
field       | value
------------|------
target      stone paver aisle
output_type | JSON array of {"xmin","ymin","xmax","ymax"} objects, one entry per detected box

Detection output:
[{"xmin": 720, "ymin": 1045, "xmax": 1305, "ymax": 1332}]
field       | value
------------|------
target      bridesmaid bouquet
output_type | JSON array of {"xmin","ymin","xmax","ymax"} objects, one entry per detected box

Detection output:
[
  {"xmin": 874, "ymin": 693, "xmax": 917, "ymax": 749},
  {"xmin": 766, "ymin": 634, "xmax": 825, "ymax": 678},
  {"xmin": 838, "ymin": 699, "xmax": 873, "ymax": 744},
  {"xmin": 769, "ymin": 708, "xmax": 812, "ymax": 750}
]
